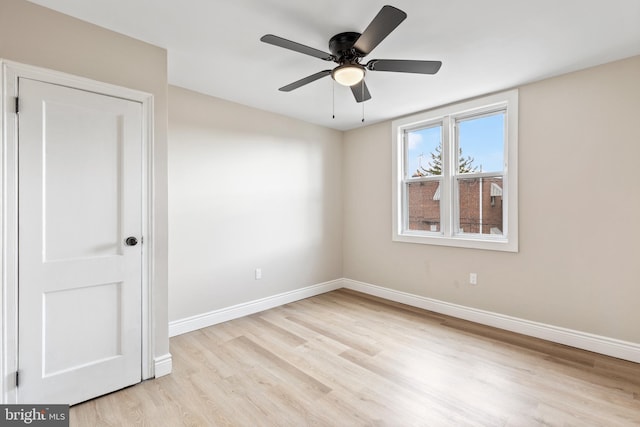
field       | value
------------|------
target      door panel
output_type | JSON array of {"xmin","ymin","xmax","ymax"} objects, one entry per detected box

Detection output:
[
  {"xmin": 18, "ymin": 78, "xmax": 142, "ymax": 405},
  {"xmin": 44, "ymin": 282, "xmax": 122, "ymax": 376},
  {"xmin": 43, "ymin": 101, "xmax": 123, "ymax": 261}
]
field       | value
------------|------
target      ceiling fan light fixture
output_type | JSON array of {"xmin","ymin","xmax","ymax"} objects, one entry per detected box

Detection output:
[
  {"xmin": 332, "ymin": 63, "xmax": 365, "ymax": 86},
  {"xmin": 262, "ymin": 6, "xmax": 441, "ymax": 104}
]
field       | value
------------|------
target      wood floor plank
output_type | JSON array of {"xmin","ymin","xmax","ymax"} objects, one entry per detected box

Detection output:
[{"xmin": 71, "ymin": 289, "xmax": 640, "ymax": 426}]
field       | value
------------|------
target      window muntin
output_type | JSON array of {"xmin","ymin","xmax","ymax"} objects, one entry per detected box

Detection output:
[{"xmin": 392, "ymin": 90, "xmax": 518, "ymax": 252}]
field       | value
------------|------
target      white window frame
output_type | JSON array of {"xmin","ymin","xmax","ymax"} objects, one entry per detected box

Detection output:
[{"xmin": 392, "ymin": 90, "xmax": 518, "ymax": 252}]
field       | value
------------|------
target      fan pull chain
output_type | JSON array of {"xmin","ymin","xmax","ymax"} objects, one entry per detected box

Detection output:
[
  {"xmin": 332, "ymin": 80, "xmax": 335, "ymax": 119},
  {"xmin": 361, "ymin": 80, "xmax": 365, "ymax": 123}
]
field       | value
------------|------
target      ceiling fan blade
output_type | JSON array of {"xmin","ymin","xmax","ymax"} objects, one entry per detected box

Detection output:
[
  {"xmin": 367, "ymin": 59, "xmax": 442, "ymax": 74},
  {"xmin": 350, "ymin": 81, "xmax": 372, "ymax": 103},
  {"xmin": 279, "ymin": 70, "xmax": 332, "ymax": 92},
  {"xmin": 353, "ymin": 6, "xmax": 407, "ymax": 56},
  {"xmin": 260, "ymin": 34, "xmax": 334, "ymax": 61}
]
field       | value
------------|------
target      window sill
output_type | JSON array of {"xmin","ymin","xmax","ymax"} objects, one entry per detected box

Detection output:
[{"xmin": 393, "ymin": 232, "xmax": 518, "ymax": 252}]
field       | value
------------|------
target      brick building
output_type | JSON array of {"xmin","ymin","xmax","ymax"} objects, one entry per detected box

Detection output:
[{"xmin": 407, "ymin": 177, "xmax": 503, "ymax": 234}]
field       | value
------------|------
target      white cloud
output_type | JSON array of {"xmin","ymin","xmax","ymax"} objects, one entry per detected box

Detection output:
[{"xmin": 407, "ymin": 132, "xmax": 422, "ymax": 150}]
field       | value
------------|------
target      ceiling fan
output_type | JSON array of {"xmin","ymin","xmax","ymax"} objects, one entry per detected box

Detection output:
[{"xmin": 260, "ymin": 5, "xmax": 442, "ymax": 103}]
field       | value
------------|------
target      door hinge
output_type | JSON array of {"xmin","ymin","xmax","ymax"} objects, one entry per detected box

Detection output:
[
  {"xmin": 15, "ymin": 97, "xmax": 19, "ymax": 114},
  {"xmin": 15, "ymin": 371, "xmax": 19, "ymax": 388}
]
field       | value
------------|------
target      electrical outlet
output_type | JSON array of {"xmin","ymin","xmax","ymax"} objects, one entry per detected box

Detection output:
[
  {"xmin": 255, "ymin": 268, "xmax": 262, "ymax": 280},
  {"xmin": 469, "ymin": 273, "xmax": 477, "ymax": 285}
]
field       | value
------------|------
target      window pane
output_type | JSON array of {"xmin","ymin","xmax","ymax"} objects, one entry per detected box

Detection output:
[
  {"xmin": 406, "ymin": 125, "xmax": 442, "ymax": 178},
  {"xmin": 457, "ymin": 176, "xmax": 503, "ymax": 235},
  {"xmin": 406, "ymin": 180, "xmax": 442, "ymax": 232},
  {"xmin": 457, "ymin": 112, "xmax": 504, "ymax": 173}
]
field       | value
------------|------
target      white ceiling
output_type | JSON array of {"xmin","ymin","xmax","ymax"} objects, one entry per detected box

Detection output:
[{"xmin": 27, "ymin": 0, "xmax": 640, "ymax": 131}]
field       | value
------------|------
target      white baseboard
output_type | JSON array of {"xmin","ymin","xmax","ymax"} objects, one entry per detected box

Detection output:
[
  {"xmin": 342, "ymin": 278, "xmax": 640, "ymax": 364},
  {"xmin": 154, "ymin": 353, "xmax": 172, "ymax": 378},
  {"xmin": 168, "ymin": 279, "xmax": 343, "ymax": 337},
  {"xmin": 167, "ymin": 277, "xmax": 640, "ymax": 364}
]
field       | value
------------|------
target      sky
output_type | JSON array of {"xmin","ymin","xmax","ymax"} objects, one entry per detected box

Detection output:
[{"xmin": 407, "ymin": 112, "xmax": 505, "ymax": 176}]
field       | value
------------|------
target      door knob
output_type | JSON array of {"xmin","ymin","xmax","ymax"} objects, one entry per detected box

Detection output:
[{"xmin": 125, "ymin": 236, "xmax": 138, "ymax": 246}]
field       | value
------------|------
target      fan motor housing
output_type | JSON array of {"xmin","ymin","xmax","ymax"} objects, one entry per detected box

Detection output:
[{"xmin": 329, "ymin": 32, "xmax": 361, "ymax": 61}]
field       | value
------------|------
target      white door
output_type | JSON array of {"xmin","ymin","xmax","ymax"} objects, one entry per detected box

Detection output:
[{"xmin": 17, "ymin": 78, "xmax": 143, "ymax": 405}]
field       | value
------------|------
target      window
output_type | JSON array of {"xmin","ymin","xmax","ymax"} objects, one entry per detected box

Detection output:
[{"xmin": 392, "ymin": 90, "xmax": 518, "ymax": 252}]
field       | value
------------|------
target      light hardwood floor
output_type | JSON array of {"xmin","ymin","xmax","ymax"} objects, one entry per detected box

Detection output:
[{"xmin": 71, "ymin": 289, "xmax": 640, "ymax": 426}]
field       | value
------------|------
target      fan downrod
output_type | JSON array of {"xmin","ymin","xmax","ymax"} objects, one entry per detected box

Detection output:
[{"xmin": 329, "ymin": 32, "xmax": 362, "ymax": 62}]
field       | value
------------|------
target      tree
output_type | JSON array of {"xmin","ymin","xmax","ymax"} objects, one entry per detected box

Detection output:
[
  {"xmin": 457, "ymin": 148, "xmax": 477, "ymax": 174},
  {"xmin": 421, "ymin": 144, "xmax": 443, "ymax": 175},
  {"xmin": 412, "ymin": 145, "xmax": 477, "ymax": 177}
]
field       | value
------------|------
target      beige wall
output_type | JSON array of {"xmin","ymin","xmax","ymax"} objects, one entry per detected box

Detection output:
[
  {"xmin": 168, "ymin": 86, "xmax": 343, "ymax": 321},
  {"xmin": 343, "ymin": 55, "xmax": 640, "ymax": 343},
  {"xmin": 0, "ymin": 0, "xmax": 170, "ymax": 359}
]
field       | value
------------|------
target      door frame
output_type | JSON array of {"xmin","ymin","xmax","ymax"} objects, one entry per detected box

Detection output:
[{"xmin": 0, "ymin": 60, "xmax": 156, "ymax": 403}]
